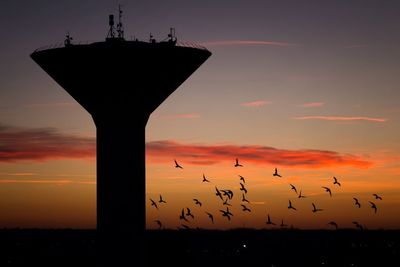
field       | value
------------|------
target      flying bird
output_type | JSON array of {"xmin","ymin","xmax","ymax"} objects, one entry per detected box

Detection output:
[
  {"xmin": 150, "ymin": 198, "xmax": 158, "ymax": 210},
  {"xmin": 234, "ymin": 158, "xmax": 243, "ymax": 167},
  {"xmin": 266, "ymin": 214, "xmax": 276, "ymax": 225},
  {"xmin": 353, "ymin": 198, "xmax": 361, "ymax": 208},
  {"xmin": 298, "ymin": 190, "xmax": 306, "ymax": 199},
  {"xmin": 154, "ymin": 220, "xmax": 162, "ymax": 229},
  {"xmin": 240, "ymin": 183, "xmax": 248, "ymax": 194},
  {"xmin": 239, "ymin": 175, "xmax": 246, "ymax": 183},
  {"xmin": 223, "ymin": 198, "xmax": 232, "ymax": 206},
  {"xmin": 273, "ymin": 168, "xmax": 282, "ymax": 178},
  {"xmin": 159, "ymin": 194, "xmax": 167, "ymax": 204},
  {"xmin": 174, "ymin": 159, "xmax": 183, "ymax": 169},
  {"xmin": 352, "ymin": 221, "xmax": 363, "ymax": 230},
  {"xmin": 193, "ymin": 199, "xmax": 202, "ymax": 207},
  {"xmin": 186, "ymin": 207, "xmax": 194, "ymax": 219},
  {"xmin": 205, "ymin": 212, "xmax": 214, "ymax": 223},
  {"xmin": 288, "ymin": 200, "xmax": 297, "ymax": 211},
  {"xmin": 322, "ymin": 186, "xmax": 332, "ymax": 197},
  {"xmin": 290, "ymin": 184, "xmax": 297, "ymax": 194},
  {"xmin": 242, "ymin": 193, "xmax": 249, "ymax": 203},
  {"xmin": 369, "ymin": 201, "xmax": 377, "ymax": 213},
  {"xmin": 221, "ymin": 189, "xmax": 233, "ymax": 199},
  {"xmin": 202, "ymin": 174, "xmax": 210, "ymax": 183},
  {"xmin": 333, "ymin": 177, "xmax": 341, "ymax": 186},
  {"xmin": 312, "ymin": 203, "xmax": 323, "ymax": 213},
  {"xmin": 215, "ymin": 187, "xmax": 223, "ymax": 200},
  {"xmin": 241, "ymin": 204, "xmax": 251, "ymax": 212},
  {"xmin": 220, "ymin": 207, "xmax": 233, "ymax": 221},
  {"xmin": 328, "ymin": 221, "xmax": 338, "ymax": 230},
  {"xmin": 280, "ymin": 219, "xmax": 288, "ymax": 228},
  {"xmin": 373, "ymin": 194, "xmax": 382, "ymax": 200},
  {"xmin": 179, "ymin": 208, "xmax": 189, "ymax": 222}
]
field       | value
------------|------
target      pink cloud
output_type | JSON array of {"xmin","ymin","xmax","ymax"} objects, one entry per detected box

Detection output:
[
  {"xmin": 299, "ymin": 102, "xmax": 325, "ymax": 108},
  {"xmin": 293, "ymin": 116, "xmax": 388, "ymax": 123},
  {"xmin": 240, "ymin": 100, "xmax": 271, "ymax": 107},
  {"xmin": 201, "ymin": 40, "xmax": 297, "ymax": 47},
  {"xmin": 147, "ymin": 140, "xmax": 372, "ymax": 168},
  {"xmin": 163, "ymin": 113, "xmax": 201, "ymax": 119}
]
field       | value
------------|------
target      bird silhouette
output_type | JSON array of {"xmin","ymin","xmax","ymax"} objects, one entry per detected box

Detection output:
[
  {"xmin": 239, "ymin": 175, "xmax": 246, "ymax": 183},
  {"xmin": 174, "ymin": 159, "xmax": 183, "ymax": 169},
  {"xmin": 205, "ymin": 212, "xmax": 214, "ymax": 223},
  {"xmin": 215, "ymin": 187, "xmax": 223, "ymax": 200},
  {"xmin": 202, "ymin": 174, "xmax": 210, "ymax": 183},
  {"xmin": 240, "ymin": 183, "xmax": 248, "ymax": 194},
  {"xmin": 280, "ymin": 219, "xmax": 288, "ymax": 228},
  {"xmin": 298, "ymin": 190, "xmax": 306, "ymax": 199},
  {"xmin": 312, "ymin": 203, "xmax": 323, "ymax": 213},
  {"xmin": 333, "ymin": 177, "xmax": 341, "ymax": 186},
  {"xmin": 352, "ymin": 221, "xmax": 363, "ymax": 230},
  {"xmin": 234, "ymin": 158, "xmax": 243, "ymax": 167},
  {"xmin": 150, "ymin": 198, "xmax": 158, "ymax": 210},
  {"xmin": 241, "ymin": 204, "xmax": 251, "ymax": 212},
  {"xmin": 273, "ymin": 168, "xmax": 282, "ymax": 177},
  {"xmin": 154, "ymin": 220, "xmax": 162, "ymax": 229},
  {"xmin": 186, "ymin": 207, "xmax": 194, "ymax": 219},
  {"xmin": 223, "ymin": 198, "xmax": 232, "ymax": 206},
  {"xmin": 369, "ymin": 201, "xmax": 377, "ymax": 213},
  {"xmin": 373, "ymin": 194, "xmax": 382, "ymax": 200},
  {"xmin": 322, "ymin": 186, "xmax": 332, "ymax": 197},
  {"xmin": 242, "ymin": 193, "xmax": 249, "ymax": 203},
  {"xmin": 353, "ymin": 198, "xmax": 361, "ymax": 208},
  {"xmin": 179, "ymin": 208, "xmax": 189, "ymax": 222},
  {"xmin": 288, "ymin": 200, "xmax": 297, "ymax": 211},
  {"xmin": 266, "ymin": 214, "xmax": 276, "ymax": 225},
  {"xmin": 290, "ymin": 184, "xmax": 297, "ymax": 194},
  {"xmin": 221, "ymin": 189, "xmax": 234, "ymax": 199},
  {"xmin": 220, "ymin": 207, "xmax": 233, "ymax": 220},
  {"xmin": 159, "ymin": 194, "xmax": 167, "ymax": 204},
  {"xmin": 193, "ymin": 199, "xmax": 202, "ymax": 207},
  {"xmin": 328, "ymin": 221, "xmax": 338, "ymax": 230}
]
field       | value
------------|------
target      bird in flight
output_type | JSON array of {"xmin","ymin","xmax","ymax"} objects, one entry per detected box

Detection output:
[
  {"xmin": 202, "ymin": 174, "xmax": 210, "ymax": 183},
  {"xmin": 290, "ymin": 184, "xmax": 297, "ymax": 194},
  {"xmin": 234, "ymin": 158, "xmax": 243, "ymax": 167},
  {"xmin": 280, "ymin": 219, "xmax": 288, "ymax": 228},
  {"xmin": 150, "ymin": 198, "xmax": 158, "ymax": 210},
  {"xmin": 242, "ymin": 193, "xmax": 249, "ymax": 203},
  {"xmin": 266, "ymin": 214, "xmax": 276, "ymax": 225},
  {"xmin": 220, "ymin": 207, "xmax": 233, "ymax": 221},
  {"xmin": 353, "ymin": 198, "xmax": 361, "ymax": 208},
  {"xmin": 154, "ymin": 220, "xmax": 162, "ymax": 229},
  {"xmin": 215, "ymin": 187, "xmax": 223, "ymax": 200},
  {"xmin": 239, "ymin": 175, "xmax": 246, "ymax": 183},
  {"xmin": 193, "ymin": 199, "xmax": 202, "ymax": 207},
  {"xmin": 322, "ymin": 186, "xmax": 332, "ymax": 197},
  {"xmin": 273, "ymin": 168, "xmax": 282, "ymax": 178},
  {"xmin": 240, "ymin": 183, "xmax": 248, "ymax": 194},
  {"xmin": 298, "ymin": 190, "xmax": 306, "ymax": 199},
  {"xmin": 369, "ymin": 201, "xmax": 377, "ymax": 213},
  {"xmin": 241, "ymin": 204, "xmax": 251, "ymax": 212},
  {"xmin": 159, "ymin": 194, "xmax": 167, "ymax": 204},
  {"xmin": 174, "ymin": 159, "xmax": 183, "ymax": 169},
  {"xmin": 373, "ymin": 194, "xmax": 382, "ymax": 200},
  {"xmin": 352, "ymin": 221, "xmax": 363, "ymax": 230},
  {"xmin": 288, "ymin": 200, "xmax": 297, "ymax": 211},
  {"xmin": 205, "ymin": 212, "xmax": 214, "ymax": 223},
  {"xmin": 328, "ymin": 221, "xmax": 338, "ymax": 230},
  {"xmin": 223, "ymin": 198, "xmax": 232, "ymax": 206},
  {"xmin": 312, "ymin": 203, "xmax": 323, "ymax": 213},
  {"xmin": 333, "ymin": 177, "xmax": 341, "ymax": 187},
  {"xmin": 179, "ymin": 208, "xmax": 189, "ymax": 222},
  {"xmin": 221, "ymin": 189, "xmax": 234, "ymax": 200},
  {"xmin": 186, "ymin": 207, "xmax": 194, "ymax": 219}
]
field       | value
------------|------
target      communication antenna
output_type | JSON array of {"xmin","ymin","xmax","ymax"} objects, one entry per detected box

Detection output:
[
  {"xmin": 107, "ymin": 14, "xmax": 116, "ymax": 39},
  {"xmin": 117, "ymin": 5, "xmax": 124, "ymax": 39},
  {"xmin": 64, "ymin": 31, "xmax": 73, "ymax": 47}
]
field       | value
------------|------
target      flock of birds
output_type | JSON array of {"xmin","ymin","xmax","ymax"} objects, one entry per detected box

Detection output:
[{"xmin": 149, "ymin": 159, "xmax": 383, "ymax": 230}]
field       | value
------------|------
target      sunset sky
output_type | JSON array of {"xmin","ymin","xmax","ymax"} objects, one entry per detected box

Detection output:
[{"xmin": 1, "ymin": 0, "xmax": 400, "ymax": 229}]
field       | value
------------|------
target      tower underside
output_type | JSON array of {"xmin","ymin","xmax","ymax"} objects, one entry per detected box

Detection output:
[{"xmin": 31, "ymin": 40, "xmax": 211, "ymax": 266}]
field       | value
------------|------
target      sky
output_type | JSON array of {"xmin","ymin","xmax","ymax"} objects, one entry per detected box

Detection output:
[{"xmin": 1, "ymin": 0, "xmax": 400, "ymax": 229}]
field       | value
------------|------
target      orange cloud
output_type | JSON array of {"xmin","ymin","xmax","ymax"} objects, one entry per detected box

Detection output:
[
  {"xmin": 240, "ymin": 100, "xmax": 271, "ymax": 107},
  {"xmin": 0, "ymin": 179, "xmax": 95, "ymax": 185},
  {"xmin": 201, "ymin": 40, "xmax": 297, "ymax": 47},
  {"xmin": 299, "ymin": 102, "xmax": 325, "ymax": 108},
  {"xmin": 146, "ymin": 140, "xmax": 372, "ymax": 168},
  {"xmin": 293, "ymin": 116, "xmax": 387, "ymax": 123}
]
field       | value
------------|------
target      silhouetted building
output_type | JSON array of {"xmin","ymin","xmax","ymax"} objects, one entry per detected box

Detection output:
[{"xmin": 31, "ymin": 11, "xmax": 211, "ymax": 266}]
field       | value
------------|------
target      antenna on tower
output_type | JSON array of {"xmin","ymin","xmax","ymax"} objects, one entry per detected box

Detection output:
[
  {"xmin": 117, "ymin": 5, "xmax": 124, "ymax": 39},
  {"xmin": 107, "ymin": 14, "xmax": 116, "ymax": 39}
]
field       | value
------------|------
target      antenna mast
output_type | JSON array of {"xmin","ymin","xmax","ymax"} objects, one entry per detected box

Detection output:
[
  {"xmin": 117, "ymin": 5, "xmax": 124, "ymax": 39},
  {"xmin": 107, "ymin": 14, "xmax": 116, "ymax": 39}
]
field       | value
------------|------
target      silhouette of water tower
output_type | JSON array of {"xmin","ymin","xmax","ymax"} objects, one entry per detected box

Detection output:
[{"xmin": 31, "ymin": 10, "xmax": 211, "ymax": 266}]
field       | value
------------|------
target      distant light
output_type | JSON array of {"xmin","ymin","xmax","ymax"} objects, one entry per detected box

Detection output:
[{"xmin": 242, "ymin": 243, "xmax": 247, "ymax": 248}]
